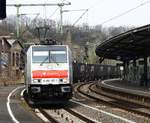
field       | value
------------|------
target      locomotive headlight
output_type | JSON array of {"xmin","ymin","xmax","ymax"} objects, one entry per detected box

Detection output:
[
  {"xmin": 63, "ymin": 78, "xmax": 69, "ymax": 83},
  {"xmin": 31, "ymin": 87, "xmax": 41, "ymax": 93},
  {"xmin": 33, "ymin": 79, "xmax": 38, "ymax": 83},
  {"xmin": 61, "ymin": 86, "xmax": 71, "ymax": 92},
  {"xmin": 33, "ymin": 79, "xmax": 41, "ymax": 83}
]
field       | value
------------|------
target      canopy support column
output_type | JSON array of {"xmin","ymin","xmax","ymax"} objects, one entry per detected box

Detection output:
[
  {"xmin": 144, "ymin": 57, "xmax": 148, "ymax": 86},
  {"xmin": 123, "ymin": 61, "xmax": 129, "ymax": 80},
  {"xmin": 133, "ymin": 59, "xmax": 136, "ymax": 81}
]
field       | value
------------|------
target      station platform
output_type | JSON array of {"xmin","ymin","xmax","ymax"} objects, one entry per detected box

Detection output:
[{"xmin": 100, "ymin": 79, "xmax": 150, "ymax": 98}]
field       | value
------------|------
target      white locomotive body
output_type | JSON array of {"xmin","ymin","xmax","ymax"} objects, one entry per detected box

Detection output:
[{"xmin": 25, "ymin": 45, "xmax": 72, "ymax": 104}]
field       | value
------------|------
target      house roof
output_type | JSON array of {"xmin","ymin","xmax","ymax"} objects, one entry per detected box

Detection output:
[
  {"xmin": 95, "ymin": 24, "xmax": 150, "ymax": 61},
  {"xmin": 7, "ymin": 39, "xmax": 24, "ymax": 48},
  {"xmin": 7, "ymin": 39, "xmax": 16, "ymax": 46}
]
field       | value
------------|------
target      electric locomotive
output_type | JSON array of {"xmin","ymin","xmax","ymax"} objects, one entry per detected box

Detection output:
[{"xmin": 25, "ymin": 41, "xmax": 73, "ymax": 104}]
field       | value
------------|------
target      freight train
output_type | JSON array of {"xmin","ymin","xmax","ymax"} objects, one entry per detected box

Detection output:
[
  {"xmin": 73, "ymin": 62, "xmax": 121, "ymax": 82},
  {"xmin": 24, "ymin": 39, "xmax": 121, "ymax": 104},
  {"xmin": 25, "ymin": 43, "xmax": 73, "ymax": 104}
]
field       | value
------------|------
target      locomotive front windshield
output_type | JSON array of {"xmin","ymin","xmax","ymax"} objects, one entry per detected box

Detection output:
[{"xmin": 32, "ymin": 50, "xmax": 67, "ymax": 63}]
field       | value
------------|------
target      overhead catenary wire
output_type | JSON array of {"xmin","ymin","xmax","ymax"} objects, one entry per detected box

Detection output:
[
  {"xmin": 65, "ymin": 0, "xmax": 150, "ymax": 26},
  {"xmin": 7, "ymin": 2, "xmax": 71, "ymax": 37},
  {"xmin": 63, "ymin": 9, "xmax": 88, "ymax": 12},
  {"xmin": 72, "ymin": 9, "xmax": 88, "ymax": 26},
  {"xmin": 71, "ymin": 0, "xmax": 104, "ymax": 26},
  {"xmin": 20, "ymin": 13, "xmax": 40, "ymax": 38},
  {"xmin": 62, "ymin": 9, "xmax": 88, "ymax": 26},
  {"xmin": 100, "ymin": 0, "xmax": 150, "ymax": 25},
  {"xmin": 49, "ymin": 0, "xmax": 65, "ymax": 18}
]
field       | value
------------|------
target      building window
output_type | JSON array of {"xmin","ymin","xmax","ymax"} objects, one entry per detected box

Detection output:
[
  {"xmin": 16, "ymin": 53, "xmax": 19, "ymax": 67},
  {"xmin": 13, "ymin": 53, "xmax": 15, "ymax": 66}
]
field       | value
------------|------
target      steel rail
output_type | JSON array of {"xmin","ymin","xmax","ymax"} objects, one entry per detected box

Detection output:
[
  {"xmin": 77, "ymin": 82, "xmax": 150, "ymax": 118},
  {"xmin": 39, "ymin": 108, "xmax": 59, "ymax": 123}
]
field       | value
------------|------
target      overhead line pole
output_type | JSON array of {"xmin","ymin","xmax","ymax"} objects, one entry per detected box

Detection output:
[
  {"xmin": 16, "ymin": 6, "xmax": 20, "ymax": 38},
  {"xmin": 59, "ymin": 4, "xmax": 63, "ymax": 34},
  {"xmin": 7, "ymin": 2, "xmax": 71, "ymax": 38}
]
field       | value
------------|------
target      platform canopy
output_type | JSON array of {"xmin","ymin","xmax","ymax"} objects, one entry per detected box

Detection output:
[{"xmin": 96, "ymin": 24, "xmax": 150, "ymax": 61}]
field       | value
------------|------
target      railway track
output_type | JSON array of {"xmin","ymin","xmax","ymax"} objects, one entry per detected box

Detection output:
[
  {"xmin": 23, "ymin": 88, "xmax": 99, "ymax": 123},
  {"xmin": 37, "ymin": 100, "xmax": 140, "ymax": 123},
  {"xmin": 23, "ymin": 88, "xmax": 135, "ymax": 122},
  {"xmin": 22, "ymin": 82, "xmax": 150, "ymax": 123},
  {"xmin": 89, "ymin": 83, "xmax": 150, "ymax": 117},
  {"xmin": 76, "ymin": 82, "xmax": 150, "ymax": 123},
  {"xmin": 98, "ymin": 79, "xmax": 150, "ymax": 107},
  {"xmin": 38, "ymin": 107, "xmax": 98, "ymax": 123}
]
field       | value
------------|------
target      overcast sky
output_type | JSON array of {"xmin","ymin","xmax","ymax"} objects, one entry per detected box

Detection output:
[{"xmin": 6, "ymin": 0, "xmax": 150, "ymax": 27}]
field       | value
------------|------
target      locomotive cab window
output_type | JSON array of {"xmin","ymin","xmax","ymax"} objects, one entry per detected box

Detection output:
[
  {"xmin": 32, "ymin": 51, "xmax": 49, "ymax": 63},
  {"xmin": 32, "ymin": 50, "xmax": 67, "ymax": 63},
  {"xmin": 50, "ymin": 51, "xmax": 67, "ymax": 63}
]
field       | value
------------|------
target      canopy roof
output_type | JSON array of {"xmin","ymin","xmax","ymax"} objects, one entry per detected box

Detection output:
[{"xmin": 96, "ymin": 24, "xmax": 150, "ymax": 61}]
